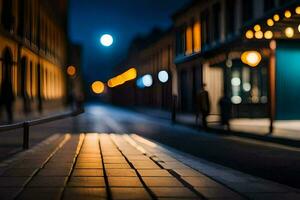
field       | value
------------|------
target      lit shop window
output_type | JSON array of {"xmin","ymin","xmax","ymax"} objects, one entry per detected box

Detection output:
[
  {"xmin": 193, "ymin": 21, "xmax": 201, "ymax": 52},
  {"xmin": 185, "ymin": 26, "xmax": 193, "ymax": 55}
]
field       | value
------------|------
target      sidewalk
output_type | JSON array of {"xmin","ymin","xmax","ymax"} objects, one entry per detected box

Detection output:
[
  {"xmin": 0, "ymin": 133, "xmax": 299, "ymax": 200},
  {"xmin": 136, "ymin": 107, "xmax": 300, "ymax": 144}
]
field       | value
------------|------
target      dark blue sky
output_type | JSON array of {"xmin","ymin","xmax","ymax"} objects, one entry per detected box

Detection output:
[{"xmin": 69, "ymin": 0, "xmax": 190, "ymax": 83}]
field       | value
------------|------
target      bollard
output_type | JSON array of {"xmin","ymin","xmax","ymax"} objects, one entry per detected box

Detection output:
[{"xmin": 23, "ymin": 122, "xmax": 30, "ymax": 150}]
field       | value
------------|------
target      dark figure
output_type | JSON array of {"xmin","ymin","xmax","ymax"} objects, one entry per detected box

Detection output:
[
  {"xmin": 219, "ymin": 96, "xmax": 231, "ymax": 130},
  {"xmin": 0, "ymin": 79, "xmax": 15, "ymax": 123},
  {"xmin": 196, "ymin": 86, "xmax": 210, "ymax": 129}
]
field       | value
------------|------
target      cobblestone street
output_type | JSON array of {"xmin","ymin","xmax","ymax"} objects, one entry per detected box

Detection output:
[{"xmin": 0, "ymin": 132, "xmax": 299, "ymax": 200}]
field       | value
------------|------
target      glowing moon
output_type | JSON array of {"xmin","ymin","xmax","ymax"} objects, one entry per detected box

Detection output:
[{"xmin": 100, "ymin": 34, "xmax": 113, "ymax": 47}]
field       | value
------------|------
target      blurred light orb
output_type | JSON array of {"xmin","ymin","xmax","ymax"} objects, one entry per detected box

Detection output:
[
  {"xmin": 245, "ymin": 30, "xmax": 254, "ymax": 39},
  {"xmin": 273, "ymin": 14, "xmax": 280, "ymax": 22},
  {"xmin": 100, "ymin": 34, "xmax": 113, "ymax": 47},
  {"xmin": 285, "ymin": 27, "xmax": 294, "ymax": 38},
  {"xmin": 243, "ymin": 83, "xmax": 251, "ymax": 92},
  {"xmin": 91, "ymin": 81, "xmax": 105, "ymax": 94},
  {"xmin": 142, "ymin": 74, "xmax": 153, "ymax": 87},
  {"xmin": 241, "ymin": 51, "xmax": 262, "ymax": 67},
  {"xmin": 267, "ymin": 19, "xmax": 274, "ymax": 27},
  {"xmin": 231, "ymin": 96, "xmax": 242, "ymax": 104},
  {"xmin": 231, "ymin": 77, "xmax": 241, "ymax": 87},
  {"xmin": 264, "ymin": 31, "xmax": 273, "ymax": 39},
  {"xmin": 158, "ymin": 70, "xmax": 169, "ymax": 83},
  {"xmin": 67, "ymin": 65, "xmax": 76, "ymax": 76}
]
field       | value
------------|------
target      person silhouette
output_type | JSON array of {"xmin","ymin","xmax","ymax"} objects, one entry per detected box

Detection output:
[{"xmin": 0, "ymin": 78, "xmax": 14, "ymax": 123}]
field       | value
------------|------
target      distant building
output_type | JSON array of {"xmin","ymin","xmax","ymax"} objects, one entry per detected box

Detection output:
[
  {"xmin": 110, "ymin": 28, "xmax": 177, "ymax": 110},
  {"xmin": 0, "ymin": 0, "xmax": 69, "ymax": 121}
]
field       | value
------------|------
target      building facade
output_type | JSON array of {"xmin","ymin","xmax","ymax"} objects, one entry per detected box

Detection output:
[
  {"xmin": 110, "ymin": 0, "xmax": 300, "ymax": 127},
  {"xmin": 173, "ymin": 0, "xmax": 299, "ymax": 122},
  {"xmin": 0, "ymin": 0, "xmax": 69, "ymax": 121}
]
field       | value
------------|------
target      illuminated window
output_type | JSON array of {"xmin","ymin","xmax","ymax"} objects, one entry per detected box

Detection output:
[
  {"xmin": 185, "ymin": 26, "xmax": 193, "ymax": 55},
  {"xmin": 193, "ymin": 21, "xmax": 201, "ymax": 52}
]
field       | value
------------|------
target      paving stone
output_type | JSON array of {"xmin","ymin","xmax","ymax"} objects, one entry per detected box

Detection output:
[
  {"xmin": 68, "ymin": 177, "xmax": 105, "ymax": 187},
  {"xmin": 160, "ymin": 162, "xmax": 190, "ymax": 169},
  {"xmin": 143, "ymin": 177, "xmax": 183, "ymax": 187},
  {"xmin": 27, "ymin": 177, "xmax": 67, "ymax": 187},
  {"xmin": 111, "ymin": 187, "xmax": 151, "ymax": 200},
  {"xmin": 195, "ymin": 187, "xmax": 243, "ymax": 199},
  {"xmin": 38, "ymin": 168, "xmax": 72, "ymax": 177},
  {"xmin": 0, "ymin": 177, "xmax": 29, "ymax": 187},
  {"xmin": 1, "ymin": 168, "xmax": 38, "ymax": 177},
  {"xmin": 131, "ymin": 161, "xmax": 160, "ymax": 169},
  {"xmin": 104, "ymin": 163, "xmax": 131, "ymax": 169},
  {"xmin": 63, "ymin": 188, "xmax": 106, "ymax": 200},
  {"xmin": 46, "ymin": 163, "xmax": 73, "ymax": 168},
  {"xmin": 0, "ymin": 187, "xmax": 21, "ymax": 199},
  {"xmin": 150, "ymin": 187, "xmax": 197, "ymax": 198},
  {"xmin": 72, "ymin": 169, "xmax": 104, "ymax": 177},
  {"xmin": 78, "ymin": 154, "xmax": 101, "ymax": 158},
  {"xmin": 183, "ymin": 177, "xmax": 223, "ymax": 187},
  {"xmin": 106, "ymin": 169, "xmax": 137, "ymax": 177},
  {"xmin": 103, "ymin": 157, "xmax": 127, "ymax": 164},
  {"xmin": 174, "ymin": 169, "xmax": 205, "ymax": 177},
  {"xmin": 138, "ymin": 169, "xmax": 172, "ymax": 177},
  {"xmin": 108, "ymin": 177, "xmax": 143, "ymax": 187},
  {"xmin": 18, "ymin": 187, "xmax": 63, "ymax": 200},
  {"xmin": 76, "ymin": 158, "xmax": 101, "ymax": 163},
  {"xmin": 126, "ymin": 156, "xmax": 151, "ymax": 161},
  {"xmin": 75, "ymin": 163, "xmax": 102, "ymax": 169}
]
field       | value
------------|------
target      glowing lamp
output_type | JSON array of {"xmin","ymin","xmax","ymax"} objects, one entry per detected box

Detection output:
[
  {"xmin": 284, "ymin": 10, "xmax": 292, "ymax": 18},
  {"xmin": 67, "ymin": 66, "xmax": 76, "ymax": 76},
  {"xmin": 158, "ymin": 70, "xmax": 169, "ymax": 83},
  {"xmin": 241, "ymin": 51, "xmax": 262, "ymax": 67},
  {"xmin": 264, "ymin": 31, "xmax": 273, "ymax": 39},
  {"xmin": 267, "ymin": 19, "xmax": 274, "ymax": 27},
  {"xmin": 296, "ymin": 7, "xmax": 300, "ymax": 14},
  {"xmin": 91, "ymin": 81, "xmax": 105, "ymax": 94},
  {"xmin": 245, "ymin": 30, "xmax": 254, "ymax": 39},
  {"xmin": 254, "ymin": 25, "xmax": 261, "ymax": 32},
  {"xmin": 255, "ymin": 31, "xmax": 263, "ymax": 39},
  {"xmin": 298, "ymin": 24, "xmax": 300, "ymax": 32},
  {"xmin": 285, "ymin": 27, "xmax": 294, "ymax": 38},
  {"xmin": 273, "ymin": 14, "xmax": 280, "ymax": 21}
]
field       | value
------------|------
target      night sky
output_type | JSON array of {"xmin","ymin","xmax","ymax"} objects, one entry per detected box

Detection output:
[{"xmin": 69, "ymin": 0, "xmax": 190, "ymax": 84}]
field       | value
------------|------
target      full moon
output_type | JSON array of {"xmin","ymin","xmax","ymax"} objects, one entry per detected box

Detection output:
[{"xmin": 100, "ymin": 34, "xmax": 113, "ymax": 47}]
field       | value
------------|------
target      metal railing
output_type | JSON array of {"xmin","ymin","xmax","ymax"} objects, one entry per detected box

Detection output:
[{"xmin": 0, "ymin": 108, "xmax": 84, "ymax": 150}]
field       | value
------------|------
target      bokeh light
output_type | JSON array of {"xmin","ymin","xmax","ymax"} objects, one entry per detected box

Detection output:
[
  {"xmin": 142, "ymin": 74, "xmax": 153, "ymax": 87},
  {"xmin": 91, "ymin": 81, "xmax": 105, "ymax": 94},
  {"xmin": 158, "ymin": 70, "xmax": 169, "ymax": 83},
  {"xmin": 67, "ymin": 65, "xmax": 76, "ymax": 77}
]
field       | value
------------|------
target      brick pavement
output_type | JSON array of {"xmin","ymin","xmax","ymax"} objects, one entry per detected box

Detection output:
[{"xmin": 0, "ymin": 133, "xmax": 299, "ymax": 200}]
